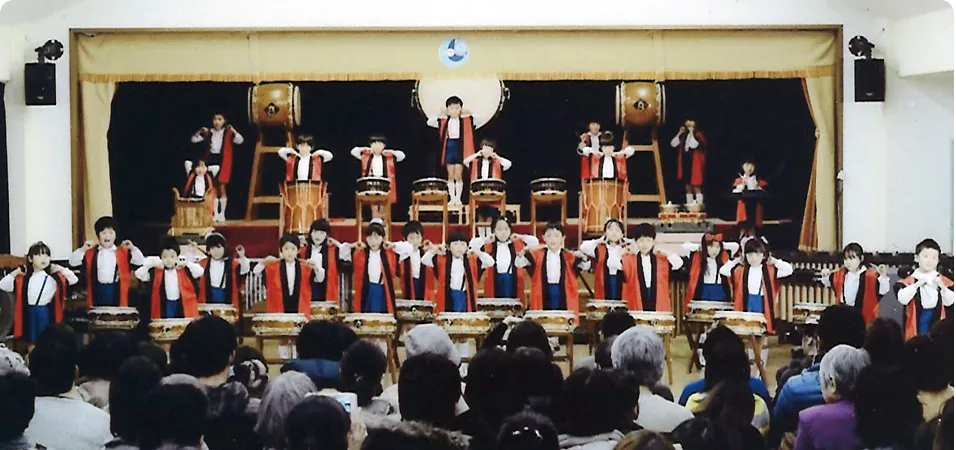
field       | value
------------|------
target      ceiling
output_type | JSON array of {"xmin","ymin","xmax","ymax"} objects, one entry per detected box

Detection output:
[
  {"xmin": 829, "ymin": 0, "xmax": 952, "ymax": 19},
  {"xmin": 0, "ymin": 0, "xmax": 87, "ymax": 25}
]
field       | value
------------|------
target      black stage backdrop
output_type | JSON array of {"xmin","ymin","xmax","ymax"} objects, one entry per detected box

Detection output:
[{"xmin": 108, "ymin": 80, "xmax": 813, "ymax": 249}]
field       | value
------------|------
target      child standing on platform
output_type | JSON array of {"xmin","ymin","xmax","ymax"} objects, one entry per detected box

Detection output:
[
  {"xmin": 0, "ymin": 242, "xmax": 78, "ymax": 343},
  {"xmin": 719, "ymin": 238, "xmax": 793, "ymax": 334},
  {"xmin": 69, "ymin": 216, "xmax": 145, "ymax": 308},
  {"xmin": 340, "ymin": 221, "xmax": 400, "ymax": 314},
  {"xmin": 299, "ymin": 219, "xmax": 347, "ymax": 303},
  {"xmin": 252, "ymin": 234, "xmax": 319, "ymax": 318},
  {"xmin": 577, "ymin": 121, "xmax": 603, "ymax": 182},
  {"xmin": 134, "ymin": 237, "xmax": 204, "ymax": 320},
  {"xmin": 428, "ymin": 96, "xmax": 478, "ymax": 206},
  {"xmin": 517, "ymin": 222, "xmax": 588, "ymax": 315},
  {"xmin": 423, "ymin": 233, "xmax": 495, "ymax": 313},
  {"xmin": 189, "ymin": 113, "xmax": 244, "ymax": 222},
  {"xmin": 351, "ymin": 135, "xmax": 406, "ymax": 218},
  {"xmin": 819, "ymin": 243, "xmax": 890, "ymax": 324},
  {"xmin": 469, "ymin": 215, "xmax": 537, "ymax": 301},
  {"xmin": 192, "ymin": 233, "xmax": 249, "ymax": 308},
  {"xmin": 394, "ymin": 221, "xmax": 433, "ymax": 301},
  {"xmin": 624, "ymin": 223, "xmax": 683, "ymax": 312},
  {"xmin": 279, "ymin": 134, "xmax": 334, "ymax": 182},
  {"xmin": 732, "ymin": 160, "xmax": 768, "ymax": 227},
  {"xmin": 681, "ymin": 234, "xmax": 739, "ymax": 309},
  {"xmin": 670, "ymin": 119, "xmax": 708, "ymax": 205},
  {"xmin": 579, "ymin": 219, "xmax": 635, "ymax": 302},
  {"xmin": 896, "ymin": 238, "xmax": 954, "ymax": 338},
  {"xmin": 582, "ymin": 131, "xmax": 635, "ymax": 181}
]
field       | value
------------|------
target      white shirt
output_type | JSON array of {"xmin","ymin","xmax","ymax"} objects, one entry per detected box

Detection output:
[
  {"xmin": 820, "ymin": 268, "xmax": 891, "ymax": 306},
  {"xmin": 392, "ymin": 241, "xmax": 421, "ymax": 278},
  {"xmin": 277, "ymin": 148, "xmax": 334, "ymax": 181},
  {"xmin": 733, "ymin": 175, "xmax": 762, "ymax": 192},
  {"xmin": 897, "ymin": 270, "xmax": 956, "ymax": 309},
  {"xmin": 194, "ymin": 256, "xmax": 251, "ymax": 289},
  {"xmin": 546, "ymin": 250, "xmax": 563, "ymax": 284},
  {"xmin": 366, "ymin": 250, "xmax": 384, "ymax": 284},
  {"xmin": 583, "ymin": 132, "xmax": 600, "ymax": 151},
  {"xmin": 350, "ymin": 148, "xmax": 407, "ymax": 176},
  {"xmin": 426, "ymin": 114, "xmax": 482, "ymax": 136},
  {"xmin": 466, "ymin": 156, "xmax": 513, "ymax": 180},
  {"xmin": 636, "ymin": 386, "xmax": 695, "ymax": 433},
  {"xmin": 191, "ymin": 127, "xmax": 245, "ymax": 154},
  {"xmin": 0, "ymin": 267, "xmax": 79, "ymax": 306},
  {"xmin": 718, "ymin": 258, "xmax": 794, "ymax": 294},
  {"xmin": 69, "ymin": 244, "xmax": 146, "ymax": 283},
  {"xmin": 191, "ymin": 175, "xmax": 207, "ymax": 197},
  {"xmin": 670, "ymin": 130, "xmax": 699, "ymax": 152},
  {"xmin": 680, "ymin": 242, "xmax": 741, "ymax": 283},
  {"xmin": 468, "ymin": 236, "xmax": 537, "ymax": 274},
  {"xmin": 636, "ymin": 252, "xmax": 684, "ymax": 287},
  {"xmin": 421, "ymin": 250, "xmax": 495, "ymax": 289},
  {"xmin": 134, "ymin": 257, "xmax": 204, "ymax": 300},
  {"xmin": 586, "ymin": 146, "xmax": 635, "ymax": 179},
  {"xmin": 251, "ymin": 259, "xmax": 325, "ymax": 285},
  {"xmin": 580, "ymin": 238, "xmax": 626, "ymax": 275}
]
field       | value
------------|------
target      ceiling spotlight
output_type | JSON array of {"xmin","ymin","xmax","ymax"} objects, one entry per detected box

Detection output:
[
  {"xmin": 848, "ymin": 35, "xmax": 874, "ymax": 59},
  {"xmin": 34, "ymin": 39, "xmax": 64, "ymax": 63}
]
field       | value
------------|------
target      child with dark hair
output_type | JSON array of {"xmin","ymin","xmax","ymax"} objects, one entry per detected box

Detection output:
[
  {"xmin": 106, "ymin": 356, "xmax": 164, "ymax": 448},
  {"xmin": 518, "ymin": 222, "xmax": 588, "ymax": 315},
  {"xmin": 399, "ymin": 353, "xmax": 464, "ymax": 428},
  {"xmin": 76, "ymin": 331, "xmax": 136, "ymax": 410},
  {"xmin": 339, "ymin": 340, "xmax": 393, "ymax": 415},
  {"xmin": 341, "ymin": 221, "xmax": 400, "ymax": 314},
  {"xmin": 284, "ymin": 396, "xmax": 351, "ymax": 450},
  {"xmin": 731, "ymin": 159, "xmax": 768, "ymax": 227},
  {"xmin": 300, "ymin": 218, "xmax": 346, "ymax": 303},
  {"xmin": 577, "ymin": 121, "xmax": 603, "ymax": 183},
  {"xmin": 278, "ymin": 133, "xmax": 333, "ymax": 182},
  {"xmin": 896, "ymin": 238, "xmax": 954, "ymax": 338},
  {"xmin": 423, "ymin": 232, "xmax": 494, "ymax": 313},
  {"xmin": 0, "ymin": 372, "xmax": 37, "ymax": 450},
  {"xmin": 134, "ymin": 236, "xmax": 204, "ymax": 320},
  {"xmin": 182, "ymin": 159, "xmax": 216, "ymax": 200},
  {"xmin": 395, "ymin": 220, "xmax": 434, "ymax": 301},
  {"xmin": 854, "ymin": 365, "xmax": 924, "ymax": 450},
  {"xmin": 670, "ymin": 119, "xmax": 708, "ymax": 206},
  {"xmin": 138, "ymin": 384, "xmax": 208, "ymax": 450},
  {"xmin": 681, "ymin": 234, "xmax": 738, "ymax": 307},
  {"xmin": 231, "ymin": 345, "xmax": 269, "ymax": 398},
  {"xmin": 0, "ymin": 241, "xmax": 78, "ymax": 343},
  {"xmin": 192, "ymin": 232, "xmax": 249, "ymax": 308},
  {"xmin": 283, "ymin": 320, "xmax": 358, "ymax": 389},
  {"xmin": 580, "ymin": 219, "xmax": 636, "ymax": 302},
  {"xmin": 135, "ymin": 342, "xmax": 170, "ymax": 375},
  {"xmin": 497, "ymin": 411, "xmax": 560, "ymax": 450},
  {"xmin": 351, "ymin": 134, "xmax": 406, "ymax": 216},
  {"xmin": 624, "ymin": 223, "xmax": 683, "ymax": 312},
  {"xmin": 863, "ymin": 317, "xmax": 905, "ymax": 367},
  {"xmin": 469, "ymin": 214, "xmax": 537, "ymax": 301},
  {"xmin": 428, "ymin": 95, "xmax": 478, "ymax": 206},
  {"xmin": 189, "ymin": 112, "xmax": 244, "ymax": 221},
  {"xmin": 253, "ymin": 233, "xmax": 319, "ymax": 317},
  {"xmin": 553, "ymin": 368, "xmax": 640, "ymax": 447},
  {"xmin": 905, "ymin": 334, "xmax": 954, "ymax": 421},
  {"xmin": 464, "ymin": 348, "xmax": 523, "ymax": 433},
  {"xmin": 581, "ymin": 131, "xmax": 635, "ymax": 180},
  {"xmin": 69, "ymin": 215, "xmax": 145, "ymax": 307},
  {"xmin": 819, "ymin": 242, "xmax": 889, "ymax": 323},
  {"xmin": 719, "ymin": 237, "xmax": 793, "ymax": 334},
  {"xmin": 463, "ymin": 138, "xmax": 512, "ymax": 181}
]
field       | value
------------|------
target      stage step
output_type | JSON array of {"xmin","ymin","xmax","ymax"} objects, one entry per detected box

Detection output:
[
  {"xmin": 629, "ymin": 194, "xmax": 664, "ymax": 203},
  {"xmin": 251, "ymin": 196, "xmax": 281, "ymax": 204},
  {"xmin": 631, "ymin": 144, "xmax": 655, "ymax": 152}
]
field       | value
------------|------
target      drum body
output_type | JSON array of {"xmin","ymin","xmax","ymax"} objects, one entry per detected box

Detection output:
[
  {"xmin": 356, "ymin": 177, "xmax": 391, "ymax": 197},
  {"xmin": 684, "ymin": 300, "xmax": 733, "ymax": 323},
  {"xmin": 88, "ymin": 306, "xmax": 140, "ymax": 332},
  {"xmin": 581, "ymin": 180, "xmax": 627, "ymax": 235},
  {"xmin": 148, "ymin": 318, "xmax": 193, "ymax": 343},
  {"xmin": 395, "ymin": 300, "xmax": 436, "ymax": 323},
  {"xmin": 629, "ymin": 311, "xmax": 676, "ymax": 334},
  {"xmin": 412, "ymin": 178, "xmax": 448, "ymax": 197},
  {"xmin": 435, "ymin": 312, "xmax": 491, "ymax": 336},
  {"xmin": 714, "ymin": 311, "xmax": 767, "ymax": 336},
  {"xmin": 197, "ymin": 304, "xmax": 238, "ymax": 325},
  {"xmin": 414, "ymin": 77, "xmax": 506, "ymax": 129},
  {"xmin": 524, "ymin": 310, "xmax": 576, "ymax": 334},
  {"xmin": 252, "ymin": 313, "xmax": 307, "ymax": 337},
  {"xmin": 342, "ymin": 313, "xmax": 398, "ymax": 337},
  {"xmin": 585, "ymin": 300, "xmax": 628, "ymax": 322},
  {"xmin": 282, "ymin": 181, "xmax": 327, "ymax": 235},
  {"xmin": 476, "ymin": 298, "xmax": 524, "ymax": 321},
  {"xmin": 471, "ymin": 178, "xmax": 506, "ymax": 196},
  {"xmin": 618, "ymin": 81, "xmax": 665, "ymax": 128},
  {"xmin": 170, "ymin": 190, "xmax": 214, "ymax": 236},
  {"xmin": 530, "ymin": 178, "xmax": 567, "ymax": 195},
  {"xmin": 310, "ymin": 301, "xmax": 341, "ymax": 321},
  {"xmin": 791, "ymin": 303, "xmax": 826, "ymax": 325},
  {"xmin": 248, "ymin": 83, "xmax": 301, "ymax": 129}
]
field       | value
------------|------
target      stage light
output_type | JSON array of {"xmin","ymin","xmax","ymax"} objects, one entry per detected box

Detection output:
[
  {"xmin": 34, "ymin": 39, "xmax": 64, "ymax": 63},
  {"xmin": 848, "ymin": 35, "xmax": 874, "ymax": 59}
]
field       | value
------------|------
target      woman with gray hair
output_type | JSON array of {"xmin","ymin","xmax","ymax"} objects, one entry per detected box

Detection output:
[
  {"xmin": 611, "ymin": 326, "xmax": 693, "ymax": 433},
  {"xmin": 255, "ymin": 371, "xmax": 318, "ymax": 450},
  {"xmin": 793, "ymin": 344, "xmax": 870, "ymax": 450}
]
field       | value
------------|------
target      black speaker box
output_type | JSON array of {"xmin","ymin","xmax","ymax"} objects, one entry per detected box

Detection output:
[
  {"xmin": 24, "ymin": 63, "xmax": 56, "ymax": 106},
  {"xmin": 854, "ymin": 59, "xmax": 885, "ymax": 102}
]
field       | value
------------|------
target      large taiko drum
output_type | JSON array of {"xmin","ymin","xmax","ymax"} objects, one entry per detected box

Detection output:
[
  {"xmin": 617, "ymin": 81, "xmax": 665, "ymax": 128},
  {"xmin": 414, "ymin": 77, "xmax": 507, "ymax": 129},
  {"xmin": 248, "ymin": 83, "xmax": 301, "ymax": 129},
  {"xmin": 581, "ymin": 180, "xmax": 627, "ymax": 235},
  {"xmin": 281, "ymin": 181, "xmax": 327, "ymax": 235}
]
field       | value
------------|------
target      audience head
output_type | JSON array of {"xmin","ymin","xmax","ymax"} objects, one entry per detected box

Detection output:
[
  {"xmin": 699, "ymin": 379, "xmax": 755, "ymax": 429},
  {"xmin": 614, "ymin": 430, "xmax": 675, "ymax": 450},
  {"xmin": 232, "ymin": 345, "xmax": 269, "ymax": 397},
  {"xmin": 595, "ymin": 335, "xmax": 618, "ymax": 369},
  {"xmin": 285, "ymin": 395, "xmax": 351, "ymax": 450},
  {"xmin": 930, "ymin": 317, "xmax": 954, "ymax": 383},
  {"xmin": 79, "ymin": 331, "xmax": 136, "ymax": 380},
  {"xmin": 169, "ymin": 315, "xmax": 237, "ymax": 379},
  {"xmin": 673, "ymin": 416, "xmax": 757, "ymax": 450},
  {"xmin": 914, "ymin": 398, "xmax": 953, "ymax": 450},
  {"xmin": 139, "ymin": 383, "xmax": 208, "ymax": 450},
  {"xmin": 466, "ymin": 348, "xmax": 524, "ymax": 429},
  {"xmin": 555, "ymin": 368, "xmax": 640, "ymax": 438},
  {"xmin": 0, "ymin": 346, "xmax": 28, "ymax": 376},
  {"xmin": 256, "ymin": 371, "xmax": 319, "ymax": 449},
  {"xmin": 29, "ymin": 324, "xmax": 79, "ymax": 396},
  {"xmin": 507, "ymin": 320, "xmax": 553, "ymax": 360},
  {"xmin": 340, "ymin": 340, "xmax": 387, "ymax": 407},
  {"xmin": 854, "ymin": 364, "xmax": 923, "ymax": 449},
  {"xmin": 297, "ymin": 320, "xmax": 359, "ymax": 361},
  {"xmin": 404, "ymin": 324, "xmax": 461, "ymax": 366},
  {"xmin": 399, "ymin": 354, "xmax": 461, "ymax": 427},
  {"xmin": 700, "ymin": 325, "xmax": 741, "ymax": 363},
  {"xmin": 863, "ymin": 317, "xmax": 904, "ymax": 367},
  {"xmin": 512, "ymin": 346, "xmax": 563, "ymax": 399},
  {"xmin": 0, "ymin": 372, "xmax": 35, "ymax": 443},
  {"xmin": 819, "ymin": 344, "xmax": 870, "ymax": 402},
  {"xmin": 611, "ymin": 325, "xmax": 665, "ymax": 386},
  {"xmin": 905, "ymin": 334, "xmax": 951, "ymax": 392},
  {"xmin": 109, "ymin": 356, "xmax": 164, "ymax": 443},
  {"xmin": 702, "ymin": 341, "xmax": 749, "ymax": 392},
  {"xmin": 817, "ymin": 305, "xmax": 866, "ymax": 354},
  {"xmin": 497, "ymin": 411, "xmax": 559, "ymax": 450},
  {"xmin": 136, "ymin": 342, "xmax": 170, "ymax": 376},
  {"xmin": 601, "ymin": 309, "xmax": 636, "ymax": 339}
]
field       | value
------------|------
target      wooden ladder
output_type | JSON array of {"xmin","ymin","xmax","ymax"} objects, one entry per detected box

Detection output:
[
  {"xmin": 623, "ymin": 127, "xmax": 667, "ymax": 209},
  {"xmin": 245, "ymin": 130, "xmax": 293, "ymax": 220}
]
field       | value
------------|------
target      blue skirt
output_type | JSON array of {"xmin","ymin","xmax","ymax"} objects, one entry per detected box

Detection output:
[
  {"xmin": 700, "ymin": 283, "xmax": 727, "ymax": 301},
  {"xmin": 607, "ymin": 274, "xmax": 620, "ymax": 300},
  {"xmin": 364, "ymin": 283, "xmax": 387, "ymax": 313},
  {"xmin": 495, "ymin": 272, "xmax": 515, "ymax": 298},
  {"xmin": 94, "ymin": 283, "xmax": 119, "ymax": 306},
  {"xmin": 24, "ymin": 304, "xmax": 51, "ymax": 342},
  {"xmin": 209, "ymin": 287, "xmax": 228, "ymax": 304},
  {"xmin": 449, "ymin": 290, "xmax": 468, "ymax": 312},
  {"xmin": 444, "ymin": 139, "xmax": 463, "ymax": 164},
  {"xmin": 746, "ymin": 294, "xmax": 764, "ymax": 313},
  {"xmin": 164, "ymin": 300, "xmax": 184, "ymax": 319},
  {"xmin": 918, "ymin": 309, "xmax": 935, "ymax": 335},
  {"xmin": 412, "ymin": 276, "xmax": 426, "ymax": 300},
  {"xmin": 311, "ymin": 279, "xmax": 326, "ymax": 301},
  {"xmin": 546, "ymin": 284, "xmax": 564, "ymax": 310}
]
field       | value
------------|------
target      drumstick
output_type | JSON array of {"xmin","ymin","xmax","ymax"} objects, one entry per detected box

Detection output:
[{"xmin": 576, "ymin": 271, "xmax": 595, "ymax": 298}]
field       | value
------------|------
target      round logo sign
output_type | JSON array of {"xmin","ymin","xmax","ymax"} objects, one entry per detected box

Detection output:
[{"xmin": 439, "ymin": 38, "xmax": 469, "ymax": 68}]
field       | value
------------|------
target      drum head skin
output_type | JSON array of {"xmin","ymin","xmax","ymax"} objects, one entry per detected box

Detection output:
[{"xmin": 415, "ymin": 77, "xmax": 504, "ymax": 129}]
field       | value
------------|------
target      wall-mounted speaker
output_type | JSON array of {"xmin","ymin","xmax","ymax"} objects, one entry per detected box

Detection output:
[
  {"xmin": 24, "ymin": 62, "xmax": 56, "ymax": 106},
  {"xmin": 854, "ymin": 59, "xmax": 885, "ymax": 102}
]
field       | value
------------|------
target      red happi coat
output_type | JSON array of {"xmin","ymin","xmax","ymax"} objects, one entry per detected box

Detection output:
[
  {"xmin": 351, "ymin": 248, "xmax": 398, "ymax": 314},
  {"xmin": 439, "ymin": 116, "xmax": 476, "ymax": 163},
  {"xmin": 183, "ymin": 172, "xmax": 216, "ymax": 199},
  {"xmin": 298, "ymin": 243, "xmax": 340, "ymax": 302},
  {"xmin": 830, "ymin": 268, "xmax": 881, "ymax": 324},
  {"xmin": 579, "ymin": 133, "xmax": 601, "ymax": 181},
  {"xmin": 13, "ymin": 272, "xmax": 67, "ymax": 339},
  {"xmin": 470, "ymin": 157, "xmax": 503, "ymax": 181},
  {"xmin": 591, "ymin": 244, "xmax": 636, "ymax": 302},
  {"xmin": 396, "ymin": 247, "xmax": 436, "ymax": 301},
  {"xmin": 149, "ymin": 267, "xmax": 200, "ymax": 320},
  {"xmin": 683, "ymin": 247, "xmax": 732, "ymax": 312},
  {"xmin": 734, "ymin": 178, "xmax": 768, "ymax": 226},
  {"xmin": 360, "ymin": 151, "xmax": 399, "ymax": 203},
  {"xmin": 731, "ymin": 264, "xmax": 779, "ymax": 334},
  {"xmin": 526, "ymin": 248, "xmax": 580, "ymax": 324},
  {"xmin": 84, "ymin": 246, "xmax": 132, "ymax": 308},
  {"xmin": 263, "ymin": 261, "xmax": 312, "ymax": 318},
  {"xmin": 433, "ymin": 254, "xmax": 482, "ymax": 313},
  {"xmin": 200, "ymin": 127, "xmax": 238, "ymax": 183},
  {"xmin": 675, "ymin": 131, "xmax": 707, "ymax": 186},
  {"xmin": 197, "ymin": 258, "xmax": 243, "ymax": 309},
  {"xmin": 623, "ymin": 253, "xmax": 672, "ymax": 312},
  {"xmin": 285, "ymin": 152, "xmax": 325, "ymax": 182},
  {"xmin": 588, "ymin": 153, "xmax": 628, "ymax": 181},
  {"xmin": 483, "ymin": 240, "xmax": 527, "ymax": 304},
  {"xmin": 899, "ymin": 275, "xmax": 954, "ymax": 339}
]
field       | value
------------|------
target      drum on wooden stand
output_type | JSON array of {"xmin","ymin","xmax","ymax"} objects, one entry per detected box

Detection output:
[
  {"xmin": 395, "ymin": 300, "xmax": 436, "ymax": 323},
  {"xmin": 413, "ymin": 77, "xmax": 508, "ymax": 130},
  {"xmin": 530, "ymin": 178, "xmax": 567, "ymax": 195},
  {"xmin": 412, "ymin": 178, "xmax": 448, "ymax": 197},
  {"xmin": 197, "ymin": 304, "xmax": 238, "ymax": 325},
  {"xmin": 524, "ymin": 310, "xmax": 576, "ymax": 335},
  {"xmin": 88, "ymin": 307, "xmax": 140, "ymax": 332},
  {"xmin": 281, "ymin": 181, "xmax": 327, "ymax": 235},
  {"xmin": 581, "ymin": 180, "xmax": 627, "ymax": 235},
  {"xmin": 356, "ymin": 177, "xmax": 391, "ymax": 201},
  {"xmin": 617, "ymin": 81, "xmax": 666, "ymax": 128},
  {"xmin": 248, "ymin": 83, "xmax": 301, "ymax": 129},
  {"xmin": 714, "ymin": 311, "xmax": 771, "ymax": 385},
  {"xmin": 343, "ymin": 313, "xmax": 401, "ymax": 383},
  {"xmin": 471, "ymin": 179, "xmax": 506, "ymax": 196},
  {"xmin": 585, "ymin": 300, "xmax": 628, "ymax": 322},
  {"xmin": 149, "ymin": 318, "xmax": 193, "ymax": 344},
  {"xmin": 476, "ymin": 298, "xmax": 524, "ymax": 321},
  {"xmin": 252, "ymin": 313, "xmax": 308, "ymax": 337},
  {"xmin": 436, "ymin": 312, "xmax": 492, "ymax": 337},
  {"xmin": 685, "ymin": 301, "xmax": 734, "ymax": 323},
  {"xmin": 169, "ymin": 189, "xmax": 214, "ymax": 236},
  {"xmin": 310, "ymin": 301, "xmax": 340, "ymax": 321},
  {"xmin": 791, "ymin": 303, "xmax": 826, "ymax": 325},
  {"xmin": 629, "ymin": 311, "xmax": 677, "ymax": 335}
]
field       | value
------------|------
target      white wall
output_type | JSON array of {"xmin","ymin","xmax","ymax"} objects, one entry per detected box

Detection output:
[
  {"xmin": 0, "ymin": 0, "xmax": 952, "ymax": 255},
  {"xmin": 885, "ymin": 9, "xmax": 954, "ymax": 76}
]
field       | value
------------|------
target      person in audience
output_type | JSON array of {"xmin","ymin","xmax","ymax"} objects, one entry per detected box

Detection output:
[
  {"xmin": 284, "ymin": 395, "xmax": 351, "ymax": 450},
  {"xmin": 929, "ymin": 317, "xmax": 954, "ymax": 384},
  {"xmin": 905, "ymin": 334, "xmax": 955, "ymax": 421},
  {"xmin": 685, "ymin": 340, "xmax": 769, "ymax": 435},
  {"xmin": 169, "ymin": 315, "xmax": 259, "ymax": 450},
  {"xmin": 465, "ymin": 348, "xmax": 523, "ymax": 434},
  {"xmin": 497, "ymin": 411, "xmax": 560, "ymax": 450},
  {"xmin": 512, "ymin": 346, "xmax": 564, "ymax": 416},
  {"xmin": 0, "ymin": 372, "xmax": 39, "ymax": 450},
  {"xmin": 340, "ymin": 340, "xmax": 394, "ymax": 416},
  {"xmin": 794, "ymin": 345, "xmax": 871, "ymax": 450},
  {"xmin": 379, "ymin": 324, "xmax": 467, "ymax": 417},
  {"xmin": 255, "ymin": 371, "xmax": 318, "ymax": 450},
  {"xmin": 611, "ymin": 326, "xmax": 694, "ymax": 433},
  {"xmin": 553, "ymin": 367, "xmax": 640, "ymax": 449},
  {"xmin": 0, "ymin": 345, "xmax": 28, "ymax": 376},
  {"xmin": 361, "ymin": 421, "xmax": 470, "ymax": 450},
  {"xmin": 576, "ymin": 310, "xmax": 635, "ymax": 370},
  {"xmin": 231, "ymin": 345, "xmax": 269, "ymax": 399},
  {"xmin": 854, "ymin": 365, "xmax": 924, "ymax": 450},
  {"xmin": 913, "ymin": 398, "xmax": 953, "ymax": 450},
  {"xmin": 613, "ymin": 431, "xmax": 675, "ymax": 450},
  {"xmin": 282, "ymin": 320, "xmax": 358, "ymax": 389},
  {"xmin": 105, "ymin": 356, "xmax": 164, "ymax": 449},
  {"xmin": 695, "ymin": 379, "xmax": 767, "ymax": 448},
  {"xmin": 772, "ymin": 305, "xmax": 866, "ymax": 444},
  {"xmin": 77, "ymin": 330, "xmax": 136, "ymax": 410},
  {"xmin": 135, "ymin": 341, "xmax": 170, "ymax": 376},
  {"xmin": 678, "ymin": 325, "xmax": 771, "ymax": 406},
  {"xmin": 138, "ymin": 383, "xmax": 208, "ymax": 450},
  {"xmin": 594, "ymin": 335, "xmax": 618, "ymax": 370},
  {"xmin": 507, "ymin": 319, "xmax": 555, "ymax": 361},
  {"xmin": 863, "ymin": 317, "xmax": 905, "ymax": 367},
  {"xmin": 672, "ymin": 416, "xmax": 761, "ymax": 450},
  {"xmin": 24, "ymin": 325, "xmax": 112, "ymax": 450}
]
